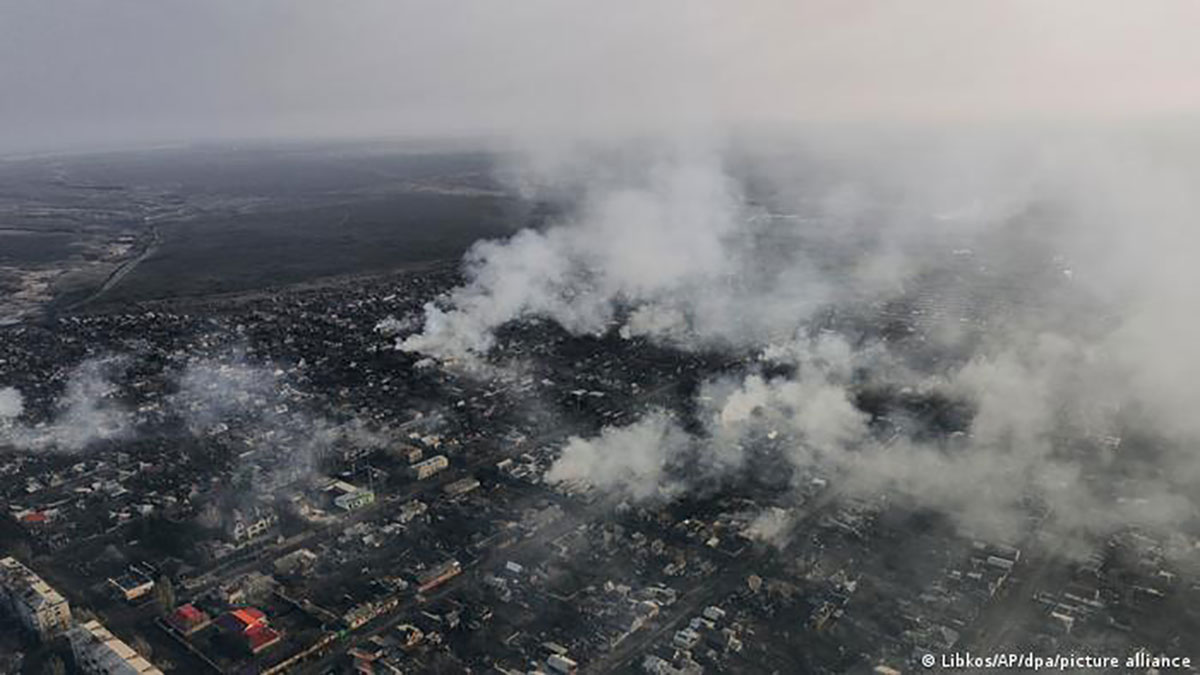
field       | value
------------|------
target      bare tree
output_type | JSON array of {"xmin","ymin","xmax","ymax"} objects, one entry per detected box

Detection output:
[
  {"xmin": 153, "ymin": 576, "xmax": 176, "ymax": 615},
  {"xmin": 131, "ymin": 634, "xmax": 153, "ymax": 660},
  {"xmin": 42, "ymin": 655, "xmax": 66, "ymax": 675},
  {"xmin": 10, "ymin": 540, "xmax": 32, "ymax": 562}
]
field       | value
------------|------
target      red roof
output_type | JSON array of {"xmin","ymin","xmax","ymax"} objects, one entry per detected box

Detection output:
[
  {"xmin": 218, "ymin": 608, "xmax": 280, "ymax": 652},
  {"xmin": 176, "ymin": 604, "xmax": 203, "ymax": 620},
  {"xmin": 245, "ymin": 625, "xmax": 281, "ymax": 652},
  {"xmin": 20, "ymin": 512, "xmax": 47, "ymax": 524},
  {"xmin": 218, "ymin": 607, "xmax": 268, "ymax": 637},
  {"xmin": 168, "ymin": 604, "xmax": 211, "ymax": 633},
  {"xmin": 171, "ymin": 603, "xmax": 208, "ymax": 624}
]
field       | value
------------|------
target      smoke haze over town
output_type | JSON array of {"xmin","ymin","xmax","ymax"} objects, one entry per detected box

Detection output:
[{"xmin": 2, "ymin": 3, "xmax": 1199, "ymax": 674}]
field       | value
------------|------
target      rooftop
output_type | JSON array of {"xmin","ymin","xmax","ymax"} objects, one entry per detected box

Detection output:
[
  {"xmin": 0, "ymin": 556, "xmax": 67, "ymax": 609},
  {"xmin": 72, "ymin": 619, "xmax": 164, "ymax": 675}
]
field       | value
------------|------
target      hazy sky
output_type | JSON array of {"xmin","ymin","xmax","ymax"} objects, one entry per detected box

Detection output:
[{"xmin": 2, "ymin": 0, "xmax": 1200, "ymax": 153}]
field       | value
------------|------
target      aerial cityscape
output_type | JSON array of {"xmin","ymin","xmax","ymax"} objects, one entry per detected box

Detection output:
[{"xmin": 3, "ymin": 3, "xmax": 1200, "ymax": 674}]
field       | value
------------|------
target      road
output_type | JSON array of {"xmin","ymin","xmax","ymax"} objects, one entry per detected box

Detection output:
[{"xmin": 71, "ymin": 224, "xmax": 162, "ymax": 308}]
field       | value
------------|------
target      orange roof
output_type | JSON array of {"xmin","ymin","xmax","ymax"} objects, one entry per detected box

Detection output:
[{"xmin": 230, "ymin": 608, "xmax": 266, "ymax": 628}]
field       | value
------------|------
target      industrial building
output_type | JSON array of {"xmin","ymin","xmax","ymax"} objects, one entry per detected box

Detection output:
[
  {"xmin": 411, "ymin": 454, "xmax": 450, "ymax": 480},
  {"xmin": 326, "ymin": 479, "xmax": 376, "ymax": 511},
  {"xmin": 417, "ymin": 559, "xmax": 462, "ymax": 594},
  {"xmin": 443, "ymin": 476, "xmax": 481, "ymax": 497},
  {"xmin": 0, "ymin": 556, "xmax": 72, "ymax": 639},
  {"xmin": 547, "ymin": 653, "xmax": 579, "ymax": 674}
]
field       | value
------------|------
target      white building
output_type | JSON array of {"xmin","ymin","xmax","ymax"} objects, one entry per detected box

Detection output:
[
  {"xmin": 107, "ymin": 572, "xmax": 154, "ymax": 602},
  {"xmin": 230, "ymin": 508, "xmax": 278, "ymax": 544},
  {"xmin": 548, "ymin": 654, "xmax": 579, "ymax": 674},
  {"xmin": 0, "ymin": 556, "xmax": 72, "ymax": 639},
  {"xmin": 70, "ymin": 619, "xmax": 164, "ymax": 675}
]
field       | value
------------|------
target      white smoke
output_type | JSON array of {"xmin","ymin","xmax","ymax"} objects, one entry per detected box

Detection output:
[
  {"xmin": 401, "ymin": 148, "xmax": 742, "ymax": 358},
  {"xmin": 0, "ymin": 387, "xmax": 22, "ymax": 420},
  {"xmin": 373, "ymin": 314, "xmax": 416, "ymax": 338},
  {"xmin": 170, "ymin": 358, "xmax": 283, "ymax": 434},
  {"xmin": 714, "ymin": 373, "xmax": 868, "ymax": 455},
  {"xmin": 541, "ymin": 307, "xmax": 1200, "ymax": 543},
  {"xmin": 0, "ymin": 358, "xmax": 134, "ymax": 452},
  {"xmin": 743, "ymin": 507, "xmax": 796, "ymax": 549},
  {"xmin": 170, "ymin": 355, "xmax": 391, "ymax": 481},
  {"xmin": 545, "ymin": 412, "xmax": 691, "ymax": 502},
  {"xmin": 399, "ymin": 145, "xmax": 841, "ymax": 362},
  {"xmin": 391, "ymin": 66, "xmax": 1200, "ymax": 544}
]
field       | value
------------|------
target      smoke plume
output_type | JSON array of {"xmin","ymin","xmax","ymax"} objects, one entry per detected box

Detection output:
[
  {"xmin": 0, "ymin": 358, "xmax": 134, "ymax": 452},
  {"xmin": 170, "ymin": 355, "xmax": 390, "ymax": 484},
  {"xmin": 408, "ymin": 131, "xmax": 1200, "ymax": 546},
  {"xmin": 545, "ymin": 412, "xmax": 692, "ymax": 502},
  {"xmin": 0, "ymin": 387, "xmax": 22, "ymax": 420}
]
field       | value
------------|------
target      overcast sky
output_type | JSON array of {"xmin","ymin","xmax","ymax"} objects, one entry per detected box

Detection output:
[{"xmin": 3, "ymin": 0, "xmax": 1199, "ymax": 154}]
